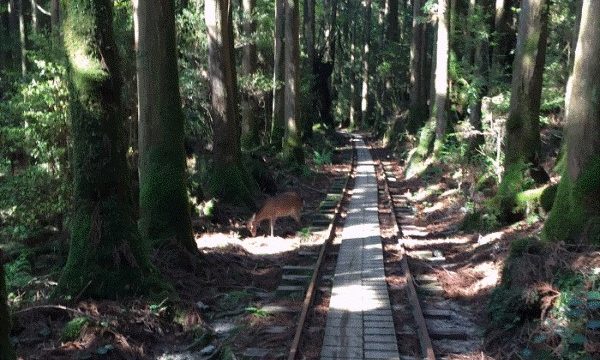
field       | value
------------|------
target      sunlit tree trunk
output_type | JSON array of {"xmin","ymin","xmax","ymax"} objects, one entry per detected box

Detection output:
[
  {"xmin": 360, "ymin": 0, "xmax": 372, "ymax": 126},
  {"xmin": 432, "ymin": 0, "xmax": 449, "ymax": 155},
  {"xmin": 407, "ymin": 0, "xmax": 428, "ymax": 133},
  {"xmin": 271, "ymin": 0, "xmax": 285, "ymax": 148},
  {"xmin": 348, "ymin": 6, "xmax": 360, "ymax": 129},
  {"xmin": 134, "ymin": 0, "xmax": 196, "ymax": 252},
  {"xmin": 283, "ymin": 0, "xmax": 304, "ymax": 163},
  {"xmin": 0, "ymin": 252, "xmax": 16, "ymax": 360},
  {"xmin": 544, "ymin": 0, "xmax": 600, "ymax": 244},
  {"xmin": 497, "ymin": 0, "xmax": 550, "ymax": 218},
  {"xmin": 406, "ymin": 0, "xmax": 449, "ymax": 176},
  {"xmin": 241, "ymin": 0, "xmax": 260, "ymax": 148},
  {"xmin": 57, "ymin": 0, "xmax": 164, "ymax": 298},
  {"xmin": 205, "ymin": 0, "xmax": 259, "ymax": 204}
]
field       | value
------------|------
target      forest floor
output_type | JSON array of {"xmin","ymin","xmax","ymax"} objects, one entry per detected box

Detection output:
[{"xmin": 7, "ymin": 130, "xmax": 594, "ymax": 359}]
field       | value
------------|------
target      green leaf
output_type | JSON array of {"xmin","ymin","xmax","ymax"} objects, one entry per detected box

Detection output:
[{"xmin": 587, "ymin": 291, "xmax": 600, "ymax": 301}]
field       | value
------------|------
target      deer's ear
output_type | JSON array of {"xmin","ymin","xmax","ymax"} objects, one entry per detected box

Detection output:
[{"xmin": 251, "ymin": 214, "xmax": 256, "ymax": 221}]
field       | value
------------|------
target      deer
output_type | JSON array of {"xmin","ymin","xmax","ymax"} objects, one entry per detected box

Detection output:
[{"xmin": 247, "ymin": 192, "xmax": 303, "ymax": 237}]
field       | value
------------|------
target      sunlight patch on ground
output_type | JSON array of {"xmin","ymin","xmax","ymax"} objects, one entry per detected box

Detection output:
[{"xmin": 195, "ymin": 232, "xmax": 322, "ymax": 255}]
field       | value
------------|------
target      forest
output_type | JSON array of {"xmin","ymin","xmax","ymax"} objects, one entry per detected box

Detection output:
[{"xmin": 0, "ymin": 0, "xmax": 599, "ymax": 359}]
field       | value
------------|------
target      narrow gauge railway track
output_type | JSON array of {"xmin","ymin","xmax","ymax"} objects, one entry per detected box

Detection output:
[
  {"xmin": 375, "ymin": 155, "xmax": 483, "ymax": 359},
  {"xmin": 235, "ymin": 134, "xmax": 356, "ymax": 360}
]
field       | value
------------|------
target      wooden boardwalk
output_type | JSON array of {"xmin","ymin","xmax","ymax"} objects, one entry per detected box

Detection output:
[{"xmin": 321, "ymin": 136, "xmax": 400, "ymax": 360}]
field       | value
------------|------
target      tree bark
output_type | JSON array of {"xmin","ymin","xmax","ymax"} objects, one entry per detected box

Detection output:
[
  {"xmin": 544, "ymin": 0, "xmax": 600, "ymax": 244},
  {"xmin": 240, "ymin": 0, "xmax": 260, "ymax": 148},
  {"xmin": 134, "ymin": 0, "xmax": 196, "ymax": 252},
  {"xmin": 359, "ymin": 0, "xmax": 372, "ymax": 126},
  {"xmin": 432, "ymin": 0, "xmax": 449, "ymax": 155},
  {"xmin": 271, "ymin": 0, "xmax": 285, "ymax": 148},
  {"xmin": 283, "ymin": 0, "xmax": 303, "ymax": 163},
  {"xmin": 0, "ymin": 251, "xmax": 16, "ymax": 360},
  {"xmin": 50, "ymin": 0, "xmax": 59, "ymax": 34},
  {"xmin": 490, "ymin": 0, "xmax": 516, "ymax": 86},
  {"xmin": 205, "ymin": 0, "xmax": 259, "ymax": 204},
  {"xmin": 0, "ymin": 0, "xmax": 9, "ymax": 71},
  {"xmin": 302, "ymin": 0, "xmax": 314, "ymax": 138},
  {"xmin": 497, "ymin": 0, "xmax": 551, "ymax": 219},
  {"xmin": 407, "ymin": 0, "xmax": 428, "ymax": 133},
  {"xmin": 17, "ymin": 0, "xmax": 25, "ymax": 76},
  {"xmin": 406, "ymin": 0, "xmax": 449, "ymax": 176},
  {"xmin": 57, "ymin": 0, "xmax": 165, "ymax": 298},
  {"xmin": 348, "ymin": 18, "xmax": 359, "ymax": 129}
]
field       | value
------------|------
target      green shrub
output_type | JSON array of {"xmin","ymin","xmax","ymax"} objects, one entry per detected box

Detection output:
[{"xmin": 61, "ymin": 316, "xmax": 90, "ymax": 342}]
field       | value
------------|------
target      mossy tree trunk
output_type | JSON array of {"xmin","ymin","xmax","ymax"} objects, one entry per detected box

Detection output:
[
  {"xmin": 57, "ymin": 0, "xmax": 165, "ymax": 299},
  {"xmin": 406, "ymin": 0, "xmax": 449, "ymax": 177},
  {"xmin": 497, "ymin": 0, "xmax": 550, "ymax": 219},
  {"xmin": 359, "ymin": 0, "xmax": 372, "ymax": 127},
  {"xmin": 407, "ymin": 0, "xmax": 428, "ymax": 134},
  {"xmin": 0, "ymin": 252, "xmax": 16, "ymax": 360},
  {"xmin": 283, "ymin": 0, "xmax": 304, "ymax": 164},
  {"xmin": 134, "ymin": 0, "xmax": 196, "ymax": 252},
  {"xmin": 205, "ymin": 0, "xmax": 259, "ymax": 205},
  {"xmin": 241, "ymin": 0, "xmax": 261, "ymax": 149},
  {"xmin": 543, "ymin": 0, "xmax": 600, "ymax": 245},
  {"xmin": 270, "ymin": 0, "xmax": 285, "ymax": 149}
]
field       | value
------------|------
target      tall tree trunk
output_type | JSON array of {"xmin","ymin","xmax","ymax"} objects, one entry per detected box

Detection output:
[
  {"xmin": 432, "ymin": 0, "xmax": 449, "ymax": 155},
  {"xmin": 29, "ymin": 0, "xmax": 36, "ymax": 34},
  {"xmin": 57, "ymin": 0, "xmax": 164, "ymax": 298},
  {"xmin": 271, "ymin": 0, "xmax": 285, "ymax": 148},
  {"xmin": 497, "ymin": 0, "xmax": 551, "ymax": 219},
  {"xmin": 544, "ymin": 0, "xmax": 600, "ymax": 245},
  {"xmin": 359, "ymin": 0, "xmax": 372, "ymax": 126},
  {"xmin": 406, "ymin": 0, "xmax": 449, "ymax": 177},
  {"xmin": 348, "ymin": 3, "xmax": 360, "ymax": 129},
  {"xmin": 134, "ymin": 0, "xmax": 196, "ymax": 252},
  {"xmin": 0, "ymin": 251, "xmax": 16, "ymax": 360},
  {"xmin": 407, "ymin": 0, "xmax": 428, "ymax": 133},
  {"xmin": 0, "ymin": 0, "xmax": 9, "ymax": 71},
  {"xmin": 205, "ymin": 0, "xmax": 259, "ymax": 204},
  {"xmin": 466, "ymin": 0, "xmax": 490, "ymax": 158},
  {"xmin": 241, "ymin": 0, "xmax": 260, "ymax": 148},
  {"xmin": 315, "ymin": 0, "xmax": 337, "ymax": 128},
  {"xmin": 283, "ymin": 0, "xmax": 303, "ymax": 163},
  {"xmin": 50, "ymin": 0, "xmax": 59, "ymax": 34},
  {"xmin": 302, "ymin": 0, "xmax": 314, "ymax": 138},
  {"xmin": 490, "ymin": 0, "xmax": 516, "ymax": 87},
  {"xmin": 17, "ymin": 0, "xmax": 25, "ymax": 76}
]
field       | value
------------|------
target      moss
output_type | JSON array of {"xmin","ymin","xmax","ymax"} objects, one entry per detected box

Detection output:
[
  {"xmin": 540, "ymin": 183, "xmax": 558, "ymax": 213},
  {"xmin": 495, "ymin": 162, "xmax": 532, "ymax": 222},
  {"xmin": 208, "ymin": 161, "xmax": 258, "ymax": 207},
  {"xmin": 139, "ymin": 147, "xmax": 195, "ymax": 252},
  {"xmin": 405, "ymin": 118, "xmax": 435, "ymax": 178},
  {"xmin": 543, "ymin": 156, "xmax": 600, "ymax": 244},
  {"xmin": 61, "ymin": 316, "xmax": 90, "ymax": 342},
  {"xmin": 57, "ymin": 0, "xmax": 174, "ymax": 300}
]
